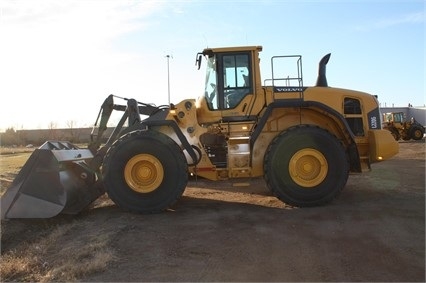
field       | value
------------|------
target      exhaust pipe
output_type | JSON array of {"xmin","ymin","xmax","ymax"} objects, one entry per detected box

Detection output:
[{"xmin": 316, "ymin": 53, "xmax": 331, "ymax": 87}]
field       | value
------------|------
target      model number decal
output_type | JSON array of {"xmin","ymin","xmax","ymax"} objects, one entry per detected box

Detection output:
[
  {"xmin": 367, "ymin": 108, "xmax": 381, "ymax": 129},
  {"xmin": 370, "ymin": 116, "xmax": 378, "ymax": 129}
]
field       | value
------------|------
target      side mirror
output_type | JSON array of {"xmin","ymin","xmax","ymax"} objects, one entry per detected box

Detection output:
[{"xmin": 195, "ymin": 53, "xmax": 202, "ymax": 70}]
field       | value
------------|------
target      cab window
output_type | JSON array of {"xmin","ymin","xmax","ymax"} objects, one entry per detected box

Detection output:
[
  {"xmin": 203, "ymin": 52, "xmax": 252, "ymax": 111},
  {"xmin": 344, "ymin": 97, "xmax": 362, "ymax": 114},
  {"xmin": 222, "ymin": 54, "xmax": 251, "ymax": 109},
  {"xmin": 204, "ymin": 56, "xmax": 218, "ymax": 109}
]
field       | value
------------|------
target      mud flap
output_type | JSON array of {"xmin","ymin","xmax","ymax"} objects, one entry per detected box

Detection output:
[{"xmin": 1, "ymin": 141, "xmax": 104, "ymax": 219}]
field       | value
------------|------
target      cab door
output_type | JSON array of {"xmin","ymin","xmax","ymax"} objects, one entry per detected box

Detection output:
[
  {"xmin": 216, "ymin": 52, "xmax": 258, "ymax": 121},
  {"xmin": 197, "ymin": 50, "xmax": 263, "ymax": 124}
]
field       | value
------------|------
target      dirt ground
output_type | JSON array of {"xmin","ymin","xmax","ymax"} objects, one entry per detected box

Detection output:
[{"xmin": 1, "ymin": 141, "xmax": 425, "ymax": 282}]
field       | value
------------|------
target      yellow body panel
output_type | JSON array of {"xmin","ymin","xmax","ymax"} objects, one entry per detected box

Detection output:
[{"xmin": 368, "ymin": 130, "xmax": 399, "ymax": 162}]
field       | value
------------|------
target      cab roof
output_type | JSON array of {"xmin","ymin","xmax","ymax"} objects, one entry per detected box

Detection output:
[{"xmin": 202, "ymin": 45, "xmax": 262, "ymax": 55}]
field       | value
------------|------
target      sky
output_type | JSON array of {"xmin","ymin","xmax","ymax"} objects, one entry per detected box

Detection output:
[{"xmin": 0, "ymin": 0, "xmax": 424, "ymax": 131}]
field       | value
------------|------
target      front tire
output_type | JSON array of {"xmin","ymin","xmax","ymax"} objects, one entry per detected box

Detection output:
[
  {"xmin": 264, "ymin": 125, "xmax": 349, "ymax": 207},
  {"xmin": 102, "ymin": 130, "xmax": 188, "ymax": 213},
  {"xmin": 390, "ymin": 128, "xmax": 401, "ymax": 141},
  {"xmin": 410, "ymin": 126, "xmax": 424, "ymax": 140}
]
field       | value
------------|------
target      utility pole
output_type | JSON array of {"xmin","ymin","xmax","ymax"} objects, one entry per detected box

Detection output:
[{"xmin": 166, "ymin": 54, "xmax": 172, "ymax": 105}]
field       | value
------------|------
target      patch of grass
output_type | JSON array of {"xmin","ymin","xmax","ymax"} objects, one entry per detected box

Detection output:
[
  {"xmin": 0, "ymin": 250, "xmax": 39, "ymax": 282},
  {"xmin": 0, "ymin": 147, "xmax": 35, "ymax": 155},
  {"xmin": 0, "ymin": 151, "xmax": 32, "ymax": 196},
  {"xmin": 1, "ymin": 221, "xmax": 116, "ymax": 282}
]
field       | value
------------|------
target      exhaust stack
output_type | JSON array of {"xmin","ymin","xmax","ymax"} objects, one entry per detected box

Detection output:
[{"xmin": 316, "ymin": 53, "xmax": 331, "ymax": 87}]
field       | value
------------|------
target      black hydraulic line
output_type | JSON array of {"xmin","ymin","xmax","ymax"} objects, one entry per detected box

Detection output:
[{"xmin": 88, "ymin": 95, "xmax": 114, "ymax": 154}]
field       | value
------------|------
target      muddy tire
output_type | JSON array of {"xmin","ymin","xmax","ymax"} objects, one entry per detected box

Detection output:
[
  {"xmin": 390, "ymin": 128, "xmax": 401, "ymax": 141},
  {"xmin": 102, "ymin": 130, "xmax": 188, "ymax": 213},
  {"xmin": 410, "ymin": 126, "xmax": 424, "ymax": 140},
  {"xmin": 264, "ymin": 125, "xmax": 349, "ymax": 207}
]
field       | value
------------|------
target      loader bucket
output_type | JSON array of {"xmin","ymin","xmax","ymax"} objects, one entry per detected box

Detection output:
[{"xmin": 1, "ymin": 141, "xmax": 104, "ymax": 219}]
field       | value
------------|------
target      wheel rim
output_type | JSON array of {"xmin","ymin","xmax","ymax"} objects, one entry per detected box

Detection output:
[
  {"xmin": 413, "ymin": 129, "xmax": 423, "ymax": 139},
  {"xmin": 288, "ymin": 148, "xmax": 328, "ymax": 188},
  {"xmin": 124, "ymin": 154, "xmax": 164, "ymax": 193}
]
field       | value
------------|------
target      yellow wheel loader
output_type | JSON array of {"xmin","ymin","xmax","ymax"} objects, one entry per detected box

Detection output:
[
  {"xmin": 1, "ymin": 46, "xmax": 399, "ymax": 219},
  {"xmin": 382, "ymin": 111, "xmax": 425, "ymax": 141}
]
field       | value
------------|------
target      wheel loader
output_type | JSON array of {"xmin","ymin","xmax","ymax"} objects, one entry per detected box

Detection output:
[
  {"xmin": 1, "ymin": 45, "xmax": 399, "ymax": 219},
  {"xmin": 382, "ymin": 111, "xmax": 425, "ymax": 141}
]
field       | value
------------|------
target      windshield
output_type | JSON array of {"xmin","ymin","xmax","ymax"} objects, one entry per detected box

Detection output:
[
  {"xmin": 204, "ymin": 56, "xmax": 218, "ymax": 109},
  {"xmin": 394, "ymin": 112, "xmax": 404, "ymax": 123}
]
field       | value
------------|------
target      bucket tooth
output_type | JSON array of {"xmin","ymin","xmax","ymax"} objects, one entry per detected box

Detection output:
[{"xmin": 1, "ymin": 141, "xmax": 104, "ymax": 219}]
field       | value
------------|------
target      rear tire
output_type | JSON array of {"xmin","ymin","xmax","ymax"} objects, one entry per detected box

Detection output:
[
  {"xmin": 102, "ymin": 130, "xmax": 188, "ymax": 213},
  {"xmin": 264, "ymin": 125, "xmax": 349, "ymax": 207}
]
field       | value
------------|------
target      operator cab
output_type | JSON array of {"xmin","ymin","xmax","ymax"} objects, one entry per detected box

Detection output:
[
  {"xmin": 204, "ymin": 52, "xmax": 252, "ymax": 110},
  {"xmin": 195, "ymin": 46, "xmax": 264, "ymax": 124}
]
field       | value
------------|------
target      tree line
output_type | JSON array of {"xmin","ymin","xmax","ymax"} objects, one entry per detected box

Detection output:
[{"xmin": 0, "ymin": 127, "xmax": 86, "ymax": 146}]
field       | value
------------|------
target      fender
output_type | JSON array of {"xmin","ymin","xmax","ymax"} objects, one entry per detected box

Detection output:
[
  {"xmin": 141, "ymin": 119, "xmax": 200, "ymax": 166},
  {"xmin": 251, "ymin": 98, "xmax": 362, "ymax": 172}
]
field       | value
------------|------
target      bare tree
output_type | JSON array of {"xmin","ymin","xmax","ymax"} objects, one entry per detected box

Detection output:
[
  {"xmin": 66, "ymin": 120, "xmax": 76, "ymax": 142},
  {"xmin": 66, "ymin": 120, "xmax": 82, "ymax": 143},
  {"xmin": 48, "ymin": 121, "xmax": 59, "ymax": 140}
]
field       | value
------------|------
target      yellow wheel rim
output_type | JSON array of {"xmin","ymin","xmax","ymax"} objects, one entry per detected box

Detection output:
[
  {"xmin": 124, "ymin": 154, "xmax": 164, "ymax": 193},
  {"xmin": 288, "ymin": 148, "xmax": 328, "ymax": 188},
  {"xmin": 413, "ymin": 130, "xmax": 423, "ymax": 139}
]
